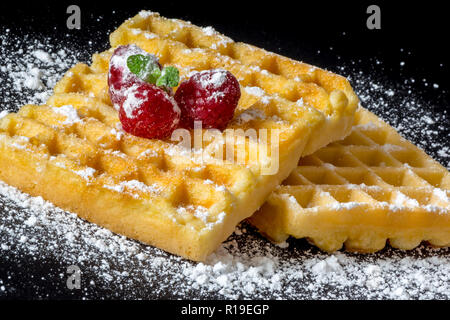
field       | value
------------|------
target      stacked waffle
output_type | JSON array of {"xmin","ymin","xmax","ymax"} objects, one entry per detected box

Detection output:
[{"xmin": 0, "ymin": 11, "xmax": 447, "ymax": 261}]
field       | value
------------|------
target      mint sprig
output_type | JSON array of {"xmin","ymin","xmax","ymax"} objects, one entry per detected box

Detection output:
[
  {"xmin": 127, "ymin": 54, "xmax": 179, "ymax": 88},
  {"xmin": 156, "ymin": 66, "xmax": 180, "ymax": 88},
  {"xmin": 127, "ymin": 54, "xmax": 148, "ymax": 76},
  {"xmin": 127, "ymin": 54, "xmax": 161, "ymax": 83}
]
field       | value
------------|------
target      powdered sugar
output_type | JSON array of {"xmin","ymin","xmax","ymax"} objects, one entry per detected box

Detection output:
[
  {"xmin": 433, "ymin": 188, "xmax": 449, "ymax": 203},
  {"xmin": 23, "ymin": 68, "xmax": 45, "ymax": 90},
  {"xmin": 353, "ymin": 122, "xmax": 378, "ymax": 131},
  {"xmin": 9, "ymin": 136, "xmax": 30, "ymax": 150},
  {"xmin": 392, "ymin": 192, "xmax": 419, "ymax": 207},
  {"xmin": 202, "ymin": 26, "xmax": 216, "ymax": 36},
  {"xmin": 329, "ymin": 202, "xmax": 362, "ymax": 210},
  {"xmin": 236, "ymin": 108, "xmax": 267, "ymax": 123},
  {"xmin": 0, "ymin": 30, "xmax": 79, "ymax": 110},
  {"xmin": 244, "ymin": 86, "xmax": 271, "ymax": 105},
  {"xmin": 33, "ymin": 50, "xmax": 53, "ymax": 64},
  {"xmin": 338, "ymin": 62, "xmax": 449, "ymax": 170},
  {"xmin": 312, "ymin": 255, "xmax": 343, "ymax": 274},
  {"xmin": 197, "ymin": 69, "xmax": 227, "ymax": 89},
  {"xmin": 73, "ymin": 167, "xmax": 96, "ymax": 182},
  {"xmin": 0, "ymin": 179, "xmax": 448, "ymax": 299},
  {"xmin": 0, "ymin": 110, "xmax": 9, "ymax": 119},
  {"xmin": 52, "ymin": 105, "xmax": 82, "ymax": 125},
  {"xmin": 110, "ymin": 127, "xmax": 123, "ymax": 141},
  {"xmin": 103, "ymin": 180, "xmax": 162, "ymax": 198}
]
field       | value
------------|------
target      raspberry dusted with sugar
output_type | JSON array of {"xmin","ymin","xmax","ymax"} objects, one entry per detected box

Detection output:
[
  {"xmin": 174, "ymin": 69, "xmax": 240, "ymax": 130},
  {"xmin": 119, "ymin": 82, "xmax": 181, "ymax": 139},
  {"xmin": 108, "ymin": 44, "xmax": 182, "ymax": 139},
  {"xmin": 108, "ymin": 45, "xmax": 160, "ymax": 108}
]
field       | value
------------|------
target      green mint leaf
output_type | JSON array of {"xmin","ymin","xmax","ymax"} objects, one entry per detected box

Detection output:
[
  {"xmin": 127, "ymin": 54, "xmax": 149, "ymax": 77},
  {"xmin": 145, "ymin": 65, "xmax": 161, "ymax": 84},
  {"xmin": 127, "ymin": 54, "xmax": 161, "ymax": 84},
  {"xmin": 156, "ymin": 66, "xmax": 180, "ymax": 88}
]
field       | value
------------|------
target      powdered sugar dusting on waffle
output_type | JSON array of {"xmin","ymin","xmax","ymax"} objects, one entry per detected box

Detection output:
[
  {"xmin": 202, "ymin": 26, "xmax": 216, "ymax": 36},
  {"xmin": 353, "ymin": 122, "xmax": 379, "ymax": 131},
  {"xmin": 51, "ymin": 105, "xmax": 82, "ymax": 125},
  {"xmin": 110, "ymin": 127, "xmax": 123, "ymax": 141},
  {"xmin": 73, "ymin": 167, "xmax": 96, "ymax": 182},
  {"xmin": 0, "ymin": 110, "xmax": 9, "ymax": 119},
  {"xmin": 9, "ymin": 141, "xmax": 28, "ymax": 150},
  {"xmin": 139, "ymin": 10, "xmax": 234, "ymax": 50},
  {"xmin": 121, "ymin": 83, "xmax": 146, "ymax": 118},
  {"xmin": 244, "ymin": 86, "xmax": 271, "ymax": 105},
  {"xmin": 1, "ymin": 136, "xmax": 30, "ymax": 151},
  {"xmin": 175, "ymin": 205, "xmax": 225, "ymax": 229},
  {"xmin": 338, "ymin": 63, "xmax": 449, "ymax": 170},
  {"xmin": 433, "ymin": 188, "xmax": 449, "ymax": 203},
  {"xmin": 103, "ymin": 180, "xmax": 162, "ymax": 198},
  {"xmin": 329, "ymin": 202, "xmax": 362, "ymax": 210},
  {"xmin": 392, "ymin": 192, "xmax": 419, "ymax": 207}
]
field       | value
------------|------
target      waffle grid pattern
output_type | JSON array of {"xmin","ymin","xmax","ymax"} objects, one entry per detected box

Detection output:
[
  {"xmin": 0, "ymin": 12, "xmax": 362, "ymax": 260},
  {"xmin": 1, "ymin": 80, "xmax": 317, "ymax": 260},
  {"xmin": 250, "ymin": 107, "xmax": 450, "ymax": 252}
]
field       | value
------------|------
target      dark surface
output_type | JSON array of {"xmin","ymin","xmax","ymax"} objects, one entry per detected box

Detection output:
[
  {"xmin": 0, "ymin": 1, "xmax": 448, "ymax": 299},
  {"xmin": 2, "ymin": 0, "xmax": 448, "ymax": 95}
]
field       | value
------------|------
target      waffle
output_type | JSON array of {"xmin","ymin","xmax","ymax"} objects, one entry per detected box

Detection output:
[
  {"xmin": 109, "ymin": 11, "xmax": 358, "ymax": 155},
  {"xmin": 249, "ymin": 107, "xmax": 450, "ymax": 252},
  {"xmin": 0, "ymin": 13, "xmax": 358, "ymax": 261}
]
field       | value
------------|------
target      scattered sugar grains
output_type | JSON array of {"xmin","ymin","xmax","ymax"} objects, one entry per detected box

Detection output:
[
  {"xmin": 0, "ymin": 29, "xmax": 80, "ymax": 111},
  {"xmin": 0, "ymin": 28, "xmax": 449, "ymax": 300}
]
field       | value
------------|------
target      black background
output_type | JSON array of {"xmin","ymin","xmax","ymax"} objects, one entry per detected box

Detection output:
[
  {"xmin": 1, "ymin": 0, "xmax": 449, "ymax": 98},
  {"xmin": 0, "ymin": 0, "xmax": 449, "ymax": 301}
]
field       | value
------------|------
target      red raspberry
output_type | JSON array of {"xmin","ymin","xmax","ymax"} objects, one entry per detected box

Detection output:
[
  {"xmin": 108, "ymin": 45, "xmax": 161, "ymax": 108},
  {"xmin": 174, "ymin": 69, "xmax": 240, "ymax": 130},
  {"xmin": 118, "ymin": 82, "xmax": 181, "ymax": 139},
  {"xmin": 108, "ymin": 45, "xmax": 179, "ymax": 140}
]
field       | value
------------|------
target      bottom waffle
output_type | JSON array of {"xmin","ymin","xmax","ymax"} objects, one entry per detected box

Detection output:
[{"xmin": 249, "ymin": 107, "xmax": 450, "ymax": 252}]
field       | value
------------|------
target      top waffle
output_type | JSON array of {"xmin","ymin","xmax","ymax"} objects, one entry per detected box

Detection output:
[
  {"xmin": 249, "ymin": 107, "xmax": 450, "ymax": 252},
  {"xmin": 0, "ymin": 12, "xmax": 358, "ymax": 261}
]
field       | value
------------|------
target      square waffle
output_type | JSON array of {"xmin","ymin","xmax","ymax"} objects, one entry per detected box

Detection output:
[
  {"xmin": 0, "ymin": 12, "xmax": 358, "ymax": 261},
  {"xmin": 249, "ymin": 107, "xmax": 450, "ymax": 252}
]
